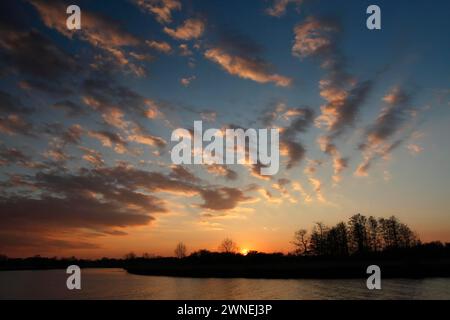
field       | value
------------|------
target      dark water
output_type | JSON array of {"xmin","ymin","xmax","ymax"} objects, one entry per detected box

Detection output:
[{"xmin": 0, "ymin": 268, "xmax": 449, "ymax": 299}]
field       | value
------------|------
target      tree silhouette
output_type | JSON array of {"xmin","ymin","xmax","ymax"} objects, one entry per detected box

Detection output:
[
  {"xmin": 292, "ymin": 229, "xmax": 309, "ymax": 255},
  {"xmin": 367, "ymin": 216, "xmax": 380, "ymax": 252},
  {"xmin": 309, "ymin": 222, "xmax": 328, "ymax": 255},
  {"xmin": 219, "ymin": 238, "xmax": 238, "ymax": 253},
  {"xmin": 174, "ymin": 242, "xmax": 187, "ymax": 258},
  {"xmin": 124, "ymin": 252, "xmax": 136, "ymax": 260},
  {"xmin": 330, "ymin": 222, "xmax": 349, "ymax": 256},
  {"xmin": 294, "ymin": 214, "xmax": 419, "ymax": 257},
  {"xmin": 348, "ymin": 213, "xmax": 369, "ymax": 254}
]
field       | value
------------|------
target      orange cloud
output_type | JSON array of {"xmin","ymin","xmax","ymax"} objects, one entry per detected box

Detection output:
[
  {"xmin": 266, "ymin": 0, "xmax": 303, "ymax": 17},
  {"xmin": 30, "ymin": 0, "xmax": 146, "ymax": 76},
  {"xmin": 180, "ymin": 75, "xmax": 196, "ymax": 87},
  {"xmin": 146, "ymin": 40, "xmax": 172, "ymax": 53},
  {"xmin": 80, "ymin": 147, "xmax": 105, "ymax": 167},
  {"xmin": 205, "ymin": 48, "xmax": 292, "ymax": 87},
  {"xmin": 292, "ymin": 17, "xmax": 337, "ymax": 58},
  {"xmin": 0, "ymin": 114, "xmax": 33, "ymax": 136},
  {"xmin": 134, "ymin": 0, "xmax": 181, "ymax": 24},
  {"xmin": 205, "ymin": 165, "xmax": 238, "ymax": 181},
  {"xmin": 164, "ymin": 18, "xmax": 205, "ymax": 40}
]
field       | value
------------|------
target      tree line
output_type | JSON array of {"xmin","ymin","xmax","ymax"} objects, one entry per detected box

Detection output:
[{"xmin": 293, "ymin": 214, "xmax": 419, "ymax": 256}]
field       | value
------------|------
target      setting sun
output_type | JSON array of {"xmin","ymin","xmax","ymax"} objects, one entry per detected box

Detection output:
[{"xmin": 241, "ymin": 249, "xmax": 250, "ymax": 256}]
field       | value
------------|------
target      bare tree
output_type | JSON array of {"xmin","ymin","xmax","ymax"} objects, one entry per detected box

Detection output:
[
  {"xmin": 124, "ymin": 252, "xmax": 136, "ymax": 260},
  {"xmin": 309, "ymin": 222, "xmax": 328, "ymax": 255},
  {"xmin": 219, "ymin": 238, "xmax": 238, "ymax": 253},
  {"xmin": 174, "ymin": 242, "xmax": 187, "ymax": 258},
  {"xmin": 348, "ymin": 213, "xmax": 368, "ymax": 254},
  {"xmin": 367, "ymin": 216, "xmax": 380, "ymax": 252},
  {"xmin": 142, "ymin": 252, "xmax": 155, "ymax": 259},
  {"xmin": 292, "ymin": 229, "xmax": 309, "ymax": 255}
]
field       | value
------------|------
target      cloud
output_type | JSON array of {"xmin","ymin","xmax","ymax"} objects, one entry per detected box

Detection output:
[
  {"xmin": 146, "ymin": 40, "xmax": 172, "ymax": 53},
  {"xmin": 180, "ymin": 75, "xmax": 196, "ymax": 86},
  {"xmin": 0, "ymin": 165, "xmax": 203, "ymax": 246},
  {"xmin": 261, "ymin": 102, "xmax": 316, "ymax": 170},
  {"xmin": 134, "ymin": 0, "xmax": 181, "ymax": 24},
  {"xmin": 15, "ymin": 162, "xmax": 250, "ymax": 213},
  {"xmin": 205, "ymin": 47, "xmax": 292, "ymax": 87},
  {"xmin": 43, "ymin": 147, "xmax": 71, "ymax": 163},
  {"xmin": 283, "ymin": 107, "xmax": 315, "ymax": 136},
  {"xmin": 0, "ymin": 232, "xmax": 101, "ymax": 251},
  {"xmin": 88, "ymin": 130, "xmax": 128, "ymax": 154},
  {"xmin": 0, "ymin": 26, "xmax": 79, "ymax": 87},
  {"xmin": 250, "ymin": 162, "xmax": 272, "ymax": 180},
  {"xmin": 281, "ymin": 140, "xmax": 306, "ymax": 169},
  {"xmin": 0, "ymin": 91, "xmax": 34, "ymax": 115},
  {"xmin": 0, "ymin": 194, "xmax": 156, "ymax": 234},
  {"xmin": 199, "ymin": 187, "xmax": 252, "ymax": 211},
  {"xmin": 18, "ymin": 79, "xmax": 75, "ymax": 97},
  {"xmin": 128, "ymin": 132, "xmax": 167, "ymax": 148},
  {"xmin": 80, "ymin": 87, "xmax": 167, "ymax": 151},
  {"xmin": 355, "ymin": 87, "xmax": 414, "ymax": 176},
  {"xmin": 264, "ymin": 104, "xmax": 314, "ymax": 169},
  {"xmin": 179, "ymin": 43, "xmax": 193, "ymax": 56},
  {"xmin": 205, "ymin": 165, "xmax": 238, "ymax": 181},
  {"xmin": 360, "ymin": 87, "xmax": 411, "ymax": 151},
  {"xmin": 316, "ymin": 135, "xmax": 347, "ymax": 183},
  {"xmin": 80, "ymin": 147, "xmax": 105, "ymax": 168},
  {"xmin": 52, "ymin": 100, "xmax": 86, "ymax": 117},
  {"xmin": 0, "ymin": 146, "xmax": 32, "ymax": 167},
  {"xmin": 308, "ymin": 177, "xmax": 325, "ymax": 202},
  {"xmin": 30, "ymin": 0, "xmax": 147, "ymax": 76},
  {"xmin": 316, "ymin": 80, "xmax": 373, "ymax": 135},
  {"xmin": 80, "ymin": 81, "xmax": 169, "ymax": 151},
  {"xmin": 200, "ymin": 111, "xmax": 217, "ymax": 122},
  {"xmin": 41, "ymin": 123, "xmax": 84, "ymax": 147},
  {"xmin": 0, "ymin": 114, "xmax": 33, "ymax": 136},
  {"xmin": 292, "ymin": 17, "xmax": 374, "ymax": 181},
  {"xmin": 127, "ymin": 123, "xmax": 167, "ymax": 149},
  {"xmin": 81, "ymin": 77, "xmax": 164, "ymax": 122},
  {"xmin": 170, "ymin": 165, "xmax": 199, "ymax": 182},
  {"xmin": 164, "ymin": 18, "xmax": 205, "ymax": 40},
  {"xmin": 406, "ymin": 133, "xmax": 424, "ymax": 155},
  {"xmin": 292, "ymin": 17, "xmax": 338, "ymax": 59},
  {"xmin": 266, "ymin": 0, "xmax": 303, "ymax": 17},
  {"xmin": 355, "ymin": 139, "xmax": 403, "ymax": 177}
]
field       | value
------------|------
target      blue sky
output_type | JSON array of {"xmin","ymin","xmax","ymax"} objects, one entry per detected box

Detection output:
[{"xmin": 0, "ymin": 0, "xmax": 449, "ymax": 257}]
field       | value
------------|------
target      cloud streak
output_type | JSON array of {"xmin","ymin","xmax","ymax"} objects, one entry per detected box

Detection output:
[
  {"xmin": 355, "ymin": 86, "xmax": 414, "ymax": 176},
  {"xmin": 205, "ymin": 47, "xmax": 292, "ymax": 87}
]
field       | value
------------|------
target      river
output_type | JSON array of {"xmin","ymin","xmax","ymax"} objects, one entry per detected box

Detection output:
[{"xmin": 1, "ymin": 268, "xmax": 449, "ymax": 299}]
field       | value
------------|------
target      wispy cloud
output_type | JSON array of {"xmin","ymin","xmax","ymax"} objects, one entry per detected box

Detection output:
[
  {"xmin": 355, "ymin": 86, "xmax": 415, "ymax": 177},
  {"xmin": 30, "ymin": 0, "xmax": 148, "ymax": 76},
  {"xmin": 205, "ymin": 47, "xmax": 292, "ymax": 87},
  {"xmin": 266, "ymin": 0, "xmax": 303, "ymax": 17},
  {"xmin": 134, "ymin": 0, "xmax": 181, "ymax": 24},
  {"xmin": 164, "ymin": 18, "xmax": 205, "ymax": 40},
  {"xmin": 293, "ymin": 16, "xmax": 374, "ymax": 182}
]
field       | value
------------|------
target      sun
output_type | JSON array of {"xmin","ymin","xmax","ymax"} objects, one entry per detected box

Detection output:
[{"xmin": 240, "ymin": 248, "xmax": 249, "ymax": 256}]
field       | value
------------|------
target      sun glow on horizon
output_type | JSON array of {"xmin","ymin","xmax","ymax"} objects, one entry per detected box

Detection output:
[{"xmin": 240, "ymin": 248, "xmax": 250, "ymax": 256}]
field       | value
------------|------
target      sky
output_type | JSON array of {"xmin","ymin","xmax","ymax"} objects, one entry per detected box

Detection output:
[{"xmin": 0, "ymin": 0, "xmax": 449, "ymax": 258}]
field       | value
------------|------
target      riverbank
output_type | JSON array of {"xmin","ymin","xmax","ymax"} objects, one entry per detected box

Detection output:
[
  {"xmin": 2, "ymin": 253, "xmax": 450, "ymax": 279},
  {"xmin": 125, "ymin": 258, "xmax": 450, "ymax": 279}
]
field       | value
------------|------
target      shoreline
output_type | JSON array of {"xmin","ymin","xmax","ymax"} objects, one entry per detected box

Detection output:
[
  {"xmin": 2, "ymin": 256, "xmax": 450, "ymax": 279},
  {"xmin": 124, "ymin": 259, "xmax": 450, "ymax": 279}
]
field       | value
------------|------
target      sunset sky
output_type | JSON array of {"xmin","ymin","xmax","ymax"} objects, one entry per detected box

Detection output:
[{"xmin": 1, "ymin": 0, "xmax": 449, "ymax": 258}]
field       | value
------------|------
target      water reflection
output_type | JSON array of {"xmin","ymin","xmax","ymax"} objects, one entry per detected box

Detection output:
[{"xmin": 0, "ymin": 268, "xmax": 449, "ymax": 300}]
